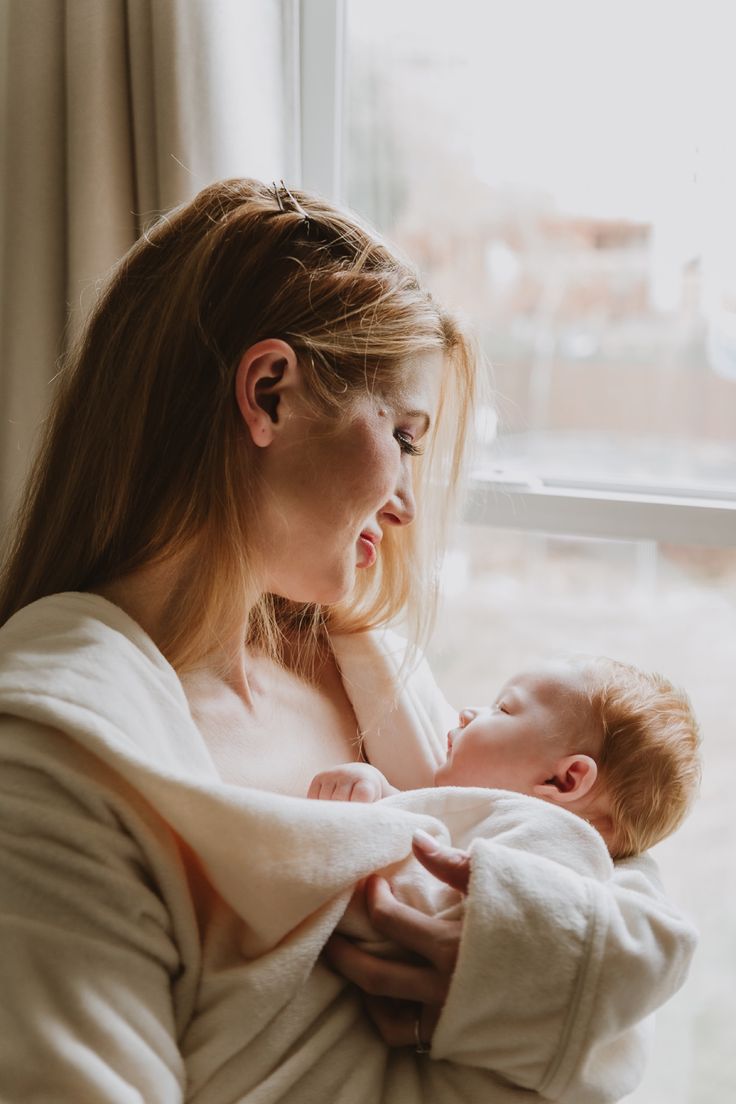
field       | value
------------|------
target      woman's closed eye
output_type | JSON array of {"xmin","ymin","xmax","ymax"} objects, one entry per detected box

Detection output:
[{"xmin": 394, "ymin": 429, "xmax": 424, "ymax": 457}]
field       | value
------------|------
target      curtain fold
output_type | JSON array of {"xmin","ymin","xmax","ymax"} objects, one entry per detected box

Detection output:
[{"xmin": 0, "ymin": 0, "xmax": 292, "ymax": 528}]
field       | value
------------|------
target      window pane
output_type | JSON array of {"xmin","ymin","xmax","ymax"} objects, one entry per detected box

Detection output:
[
  {"xmin": 427, "ymin": 530, "xmax": 736, "ymax": 1104},
  {"xmin": 345, "ymin": 0, "xmax": 736, "ymax": 497}
]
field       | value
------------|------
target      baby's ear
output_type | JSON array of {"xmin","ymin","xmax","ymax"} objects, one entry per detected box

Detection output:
[{"xmin": 533, "ymin": 754, "xmax": 598, "ymax": 805}]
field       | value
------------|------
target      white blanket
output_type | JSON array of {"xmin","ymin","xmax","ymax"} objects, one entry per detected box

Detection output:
[{"xmin": 0, "ymin": 593, "xmax": 697, "ymax": 1103}]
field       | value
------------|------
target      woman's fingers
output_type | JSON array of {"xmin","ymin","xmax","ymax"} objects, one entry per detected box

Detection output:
[
  {"xmin": 365, "ymin": 875, "xmax": 461, "ymax": 975},
  {"xmin": 362, "ymin": 996, "xmax": 417, "ymax": 1047},
  {"xmin": 323, "ymin": 934, "xmax": 446, "ymax": 1004},
  {"xmin": 325, "ymin": 858, "xmax": 469, "ymax": 1050},
  {"xmin": 323, "ymin": 835, "xmax": 470, "ymax": 1050},
  {"xmin": 362, "ymin": 996, "xmax": 439, "ymax": 1049},
  {"xmin": 412, "ymin": 830, "xmax": 472, "ymax": 894}
]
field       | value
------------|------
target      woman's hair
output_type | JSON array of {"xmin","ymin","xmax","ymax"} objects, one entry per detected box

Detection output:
[
  {"xmin": 578, "ymin": 657, "xmax": 701, "ymax": 859},
  {"xmin": 0, "ymin": 179, "xmax": 476, "ymax": 672}
]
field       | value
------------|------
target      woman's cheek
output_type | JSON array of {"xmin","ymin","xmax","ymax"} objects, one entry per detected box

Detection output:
[{"xmin": 364, "ymin": 441, "xmax": 400, "ymax": 510}]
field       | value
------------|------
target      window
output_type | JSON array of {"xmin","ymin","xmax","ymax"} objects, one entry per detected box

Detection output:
[
  {"xmin": 343, "ymin": 0, "xmax": 736, "ymax": 541},
  {"xmin": 299, "ymin": 2, "xmax": 736, "ymax": 1099}
]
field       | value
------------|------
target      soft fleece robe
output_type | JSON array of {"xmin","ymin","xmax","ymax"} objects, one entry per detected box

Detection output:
[{"xmin": 0, "ymin": 594, "xmax": 696, "ymax": 1103}]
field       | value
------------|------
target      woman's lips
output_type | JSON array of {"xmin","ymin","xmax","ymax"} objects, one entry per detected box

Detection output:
[{"xmin": 357, "ymin": 531, "xmax": 380, "ymax": 568}]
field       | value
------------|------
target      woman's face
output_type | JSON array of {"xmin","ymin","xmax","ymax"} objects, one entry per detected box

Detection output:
[{"xmin": 259, "ymin": 352, "xmax": 443, "ymax": 605}]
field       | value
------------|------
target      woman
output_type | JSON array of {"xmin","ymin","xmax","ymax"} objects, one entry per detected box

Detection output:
[{"xmin": 0, "ymin": 179, "xmax": 695, "ymax": 1102}]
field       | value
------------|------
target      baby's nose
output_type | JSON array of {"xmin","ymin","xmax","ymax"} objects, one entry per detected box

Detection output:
[{"xmin": 458, "ymin": 707, "xmax": 480, "ymax": 727}]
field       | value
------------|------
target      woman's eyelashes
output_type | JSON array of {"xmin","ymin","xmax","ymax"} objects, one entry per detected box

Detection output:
[{"xmin": 393, "ymin": 429, "xmax": 424, "ymax": 457}]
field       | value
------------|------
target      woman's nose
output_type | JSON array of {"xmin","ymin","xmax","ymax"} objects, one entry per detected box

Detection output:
[{"xmin": 379, "ymin": 466, "xmax": 416, "ymax": 527}]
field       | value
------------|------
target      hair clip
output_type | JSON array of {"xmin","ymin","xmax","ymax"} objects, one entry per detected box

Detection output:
[
  {"xmin": 272, "ymin": 181, "xmax": 286, "ymax": 213},
  {"xmin": 271, "ymin": 180, "xmax": 311, "ymax": 234}
]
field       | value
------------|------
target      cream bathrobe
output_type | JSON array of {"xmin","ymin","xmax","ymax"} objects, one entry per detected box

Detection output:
[{"xmin": 0, "ymin": 593, "xmax": 696, "ymax": 1104}]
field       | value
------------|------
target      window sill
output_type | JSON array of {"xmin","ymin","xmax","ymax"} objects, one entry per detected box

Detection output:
[{"xmin": 466, "ymin": 476, "xmax": 736, "ymax": 546}]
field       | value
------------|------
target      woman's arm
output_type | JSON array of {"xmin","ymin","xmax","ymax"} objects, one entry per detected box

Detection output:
[
  {"xmin": 431, "ymin": 836, "xmax": 695, "ymax": 1103},
  {"xmin": 327, "ymin": 815, "xmax": 697, "ymax": 1104}
]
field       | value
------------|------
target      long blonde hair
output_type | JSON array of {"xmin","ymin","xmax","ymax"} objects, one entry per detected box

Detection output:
[{"xmin": 0, "ymin": 179, "xmax": 476, "ymax": 672}]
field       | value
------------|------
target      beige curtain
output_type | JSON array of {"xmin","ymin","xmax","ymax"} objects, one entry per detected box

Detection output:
[{"xmin": 0, "ymin": 0, "xmax": 294, "ymax": 528}]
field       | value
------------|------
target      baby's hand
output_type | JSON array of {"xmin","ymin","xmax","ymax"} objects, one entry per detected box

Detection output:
[{"xmin": 307, "ymin": 762, "xmax": 393, "ymax": 803}]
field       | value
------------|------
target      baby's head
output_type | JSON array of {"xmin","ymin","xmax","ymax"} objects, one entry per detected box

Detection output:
[{"xmin": 434, "ymin": 657, "xmax": 701, "ymax": 859}]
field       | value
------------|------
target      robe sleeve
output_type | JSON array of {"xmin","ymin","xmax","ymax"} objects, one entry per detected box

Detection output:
[
  {"xmin": 430, "ymin": 824, "xmax": 697, "ymax": 1104},
  {"xmin": 0, "ymin": 729, "xmax": 190, "ymax": 1103}
]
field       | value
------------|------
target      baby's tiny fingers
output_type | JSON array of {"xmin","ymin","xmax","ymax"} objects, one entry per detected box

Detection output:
[
  {"xmin": 335, "ymin": 780, "xmax": 348, "ymax": 799},
  {"xmin": 351, "ymin": 779, "xmax": 380, "ymax": 803}
]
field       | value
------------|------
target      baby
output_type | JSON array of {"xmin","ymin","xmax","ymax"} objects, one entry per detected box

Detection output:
[{"xmin": 309, "ymin": 655, "xmax": 702, "ymax": 859}]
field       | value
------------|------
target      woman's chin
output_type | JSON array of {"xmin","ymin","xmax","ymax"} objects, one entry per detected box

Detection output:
[
  {"xmin": 266, "ymin": 564, "xmax": 356, "ymax": 607},
  {"xmin": 314, "ymin": 567, "xmax": 358, "ymax": 606},
  {"xmin": 311, "ymin": 583, "xmax": 357, "ymax": 609}
]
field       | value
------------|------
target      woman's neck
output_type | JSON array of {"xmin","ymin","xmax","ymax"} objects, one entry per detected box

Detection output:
[{"xmin": 91, "ymin": 558, "xmax": 256, "ymax": 702}]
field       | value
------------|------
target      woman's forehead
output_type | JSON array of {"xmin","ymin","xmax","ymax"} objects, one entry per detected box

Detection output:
[{"xmin": 380, "ymin": 350, "xmax": 444, "ymax": 418}]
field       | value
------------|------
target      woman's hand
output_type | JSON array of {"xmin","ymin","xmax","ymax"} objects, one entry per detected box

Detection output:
[
  {"xmin": 412, "ymin": 829, "xmax": 471, "ymax": 893},
  {"xmin": 323, "ymin": 830, "xmax": 472, "ymax": 1050}
]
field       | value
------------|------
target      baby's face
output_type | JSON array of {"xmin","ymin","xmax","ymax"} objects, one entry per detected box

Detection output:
[{"xmin": 434, "ymin": 662, "xmax": 587, "ymax": 794}]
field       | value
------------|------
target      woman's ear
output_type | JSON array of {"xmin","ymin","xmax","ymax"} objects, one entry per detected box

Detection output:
[
  {"xmin": 533, "ymin": 754, "xmax": 598, "ymax": 806},
  {"xmin": 235, "ymin": 339, "xmax": 300, "ymax": 447}
]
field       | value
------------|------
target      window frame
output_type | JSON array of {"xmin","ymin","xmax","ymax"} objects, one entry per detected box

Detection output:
[
  {"xmin": 296, "ymin": 0, "xmax": 736, "ymax": 547},
  {"xmin": 296, "ymin": 0, "xmax": 345, "ymax": 200}
]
